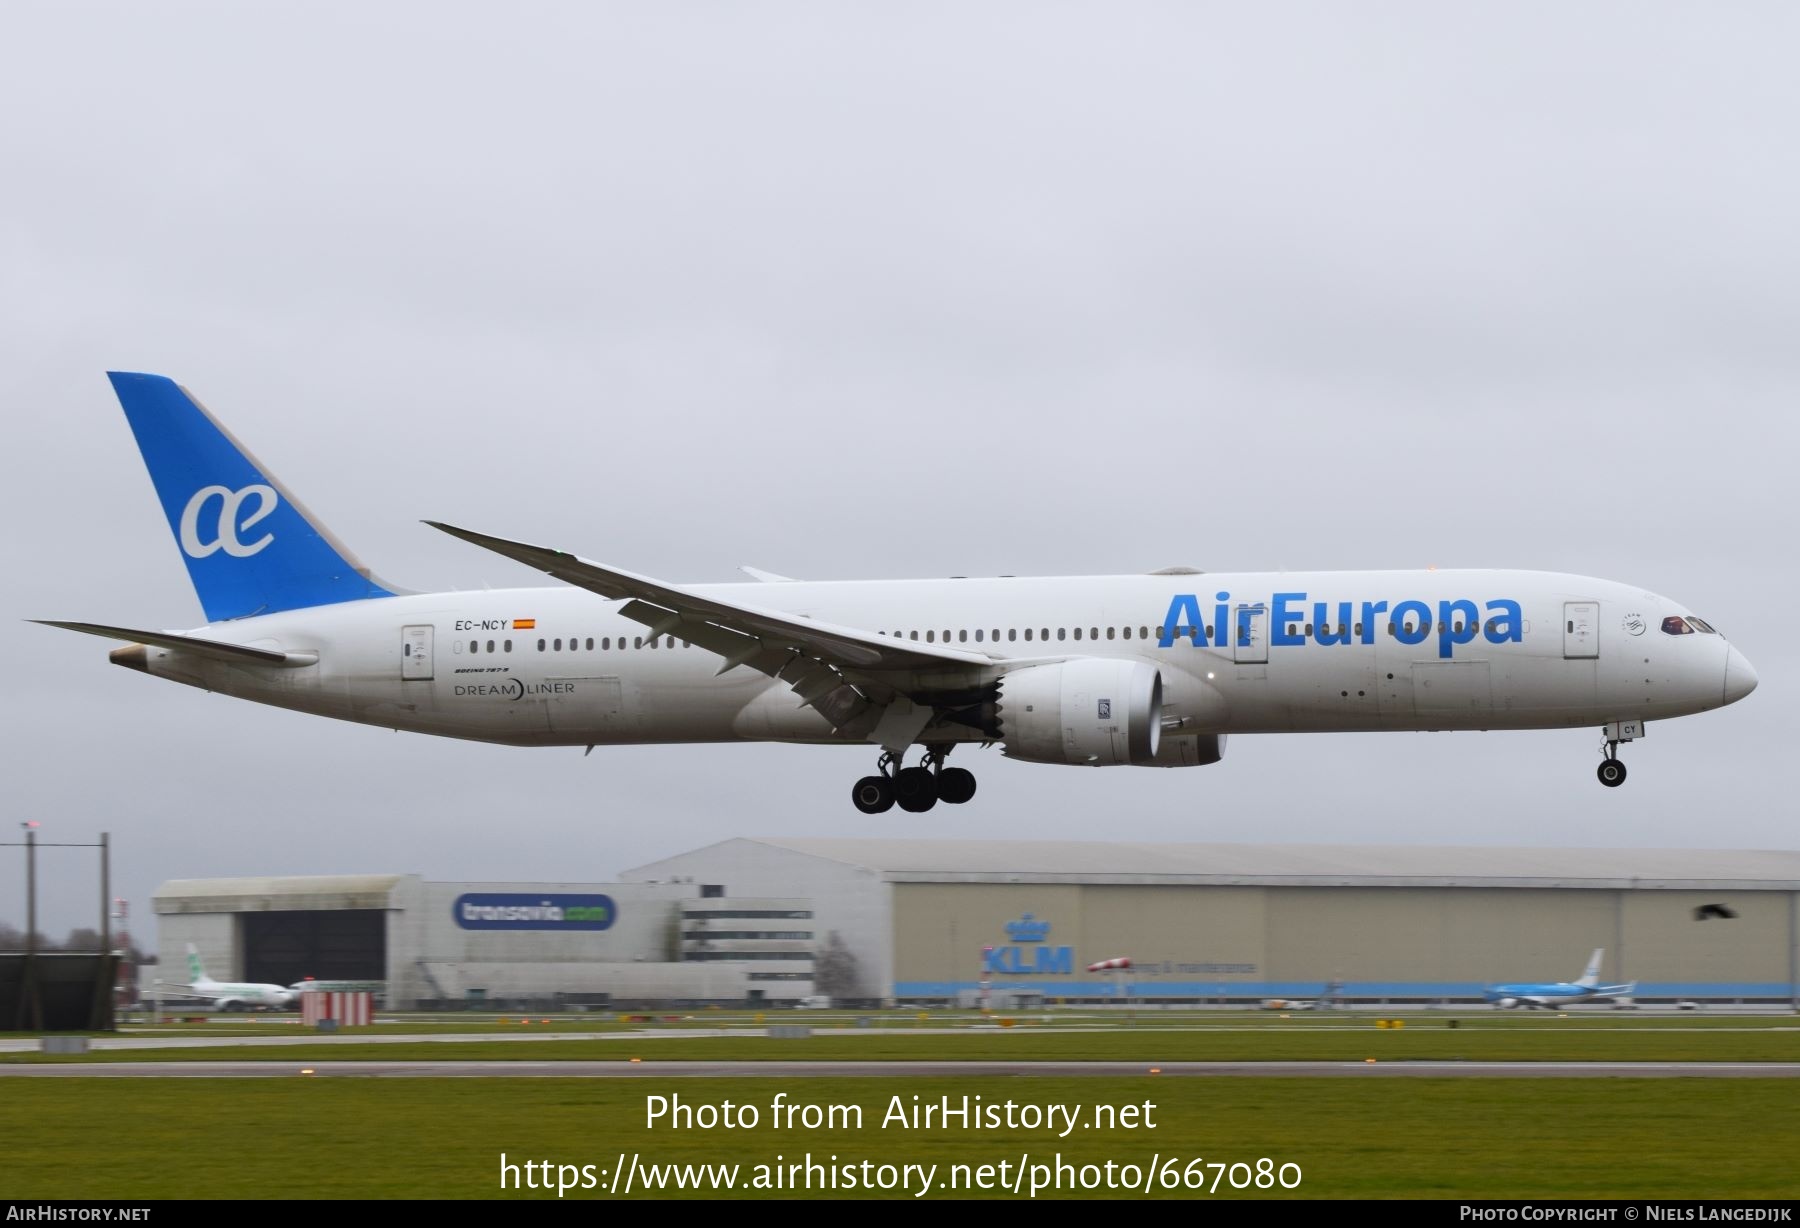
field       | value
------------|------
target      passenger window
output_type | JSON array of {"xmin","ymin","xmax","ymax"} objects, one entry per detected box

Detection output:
[
  {"xmin": 974, "ymin": 629, "xmax": 984, "ymax": 642},
  {"xmin": 469, "ymin": 640, "xmax": 479, "ymax": 653},
  {"xmin": 909, "ymin": 631, "xmax": 918, "ymax": 640},
  {"xmin": 1073, "ymin": 628, "xmax": 1083, "ymax": 640},
  {"xmin": 537, "ymin": 639, "xmax": 546, "ymax": 652},
  {"xmin": 602, "ymin": 638, "xmax": 610, "ymax": 650},
  {"xmin": 943, "ymin": 630, "xmax": 951, "ymax": 642},
  {"xmin": 586, "ymin": 638, "xmax": 594, "ymax": 650},
  {"xmin": 1121, "ymin": 626, "xmax": 1130, "ymax": 639},
  {"xmin": 927, "ymin": 631, "xmax": 935, "ymax": 643},
  {"xmin": 1155, "ymin": 626, "xmax": 1164, "ymax": 640},
  {"xmin": 1057, "ymin": 628, "xmax": 1067, "ymax": 641},
  {"xmin": 1107, "ymin": 627, "xmax": 1115, "ymax": 640},
  {"xmin": 634, "ymin": 637, "xmax": 643, "ymax": 649},
  {"xmin": 1008, "ymin": 629, "xmax": 1017, "ymax": 642},
  {"xmin": 485, "ymin": 640, "xmax": 495, "ymax": 653},
  {"xmin": 1140, "ymin": 626, "xmax": 1149, "ymax": 639},
  {"xmin": 554, "ymin": 638, "xmax": 562, "ymax": 651},
  {"xmin": 1304, "ymin": 623, "xmax": 1313, "ymax": 636},
  {"xmin": 1024, "ymin": 629, "xmax": 1033, "ymax": 642},
  {"xmin": 958, "ymin": 630, "xmax": 967, "ymax": 642},
  {"xmin": 1661, "ymin": 616, "xmax": 1694, "ymax": 635},
  {"xmin": 1355, "ymin": 622, "xmax": 1364, "ymax": 637},
  {"xmin": 504, "ymin": 640, "xmax": 512, "ymax": 652},
  {"xmin": 1041, "ymin": 628, "xmax": 1049, "ymax": 640}
]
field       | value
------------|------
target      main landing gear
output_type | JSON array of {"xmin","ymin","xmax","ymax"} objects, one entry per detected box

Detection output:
[
  {"xmin": 1596, "ymin": 719, "xmax": 1643, "ymax": 788},
  {"xmin": 851, "ymin": 745, "xmax": 977, "ymax": 814}
]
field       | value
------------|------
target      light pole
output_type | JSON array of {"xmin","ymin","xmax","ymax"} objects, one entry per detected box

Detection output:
[{"xmin": 20, "ymin": 822, "xmax": 40, "ymax": 1031}]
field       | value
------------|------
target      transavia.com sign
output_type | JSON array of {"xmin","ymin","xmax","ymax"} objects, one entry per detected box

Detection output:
[{"xmin": 453, "ymin": 893, "xmax": 617, "ymax": 931}]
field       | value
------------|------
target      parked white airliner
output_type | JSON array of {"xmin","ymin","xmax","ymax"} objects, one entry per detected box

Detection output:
[
  {"xmin": 156, "ymin": 943, "xmax": 295, "ymax": 1011},
  {"xmin": 39, "ymin": 374, "xmax": 1758, "ymax": 813}
]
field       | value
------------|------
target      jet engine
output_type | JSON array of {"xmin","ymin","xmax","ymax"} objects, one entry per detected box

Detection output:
[
  {"xmin": 998, "ymin": 659, "xmax": 1163, "ymax": 765},
  {"xmin": 1147, "ymin": 732, "xmax": 1227, "ymax": 767}
]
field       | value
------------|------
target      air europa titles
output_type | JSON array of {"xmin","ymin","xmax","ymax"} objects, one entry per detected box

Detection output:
[{"xmin": 1160, "ymin": 592, "xmax": 1524, "ymax": 660}]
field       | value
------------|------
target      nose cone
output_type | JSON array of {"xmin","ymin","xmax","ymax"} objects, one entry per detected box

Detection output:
[{"xmin": 1724, "ymin": 646, "xmax": 1759, "ymax": 704}]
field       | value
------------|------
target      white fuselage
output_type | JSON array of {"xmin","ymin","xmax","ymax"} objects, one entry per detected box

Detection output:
[
  {"xmin": 124, "ymin": 569, "xmax": 1750, "ymax": 753},
  {"xmin": 172, "ymin": 979, "xmax": 294, "ymax": 1010}
]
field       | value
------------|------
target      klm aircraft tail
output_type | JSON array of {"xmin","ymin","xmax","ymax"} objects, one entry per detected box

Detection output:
[
  {"xmin": 107, "ymin": 372, "xmax": 400, "ymax": 623},
  {"xmin": 1576, "ymin": 948, "xmax": 1604, "ymax": 989}
]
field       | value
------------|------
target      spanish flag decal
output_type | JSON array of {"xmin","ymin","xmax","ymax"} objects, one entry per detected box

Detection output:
[{"xmin": 513, "ymin": 618, "xmax": 537, "ymax": 630}]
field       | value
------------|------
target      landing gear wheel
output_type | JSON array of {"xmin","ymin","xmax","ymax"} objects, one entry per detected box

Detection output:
[
  {"xmin": 851, "ymin": 775, "xmax": 894, "ymax": 814},
  {"xmin": 937, "ymin": 767, "xmax": 977, "ymax": 805},
  {"xmin": 893, "ymin": 766, "xmax": 939, "ymax": 813},
  {"xmin": 1597, "ymin": 759, "xmax": 1627, "ymax": 788}
]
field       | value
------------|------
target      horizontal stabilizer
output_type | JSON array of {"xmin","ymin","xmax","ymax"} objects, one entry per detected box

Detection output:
[{"xmin": 32, "ymin": 620, "xmax": 292, "ymax": 665}]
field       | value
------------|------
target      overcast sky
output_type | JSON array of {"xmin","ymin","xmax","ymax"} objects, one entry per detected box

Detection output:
[{"xmin": 3, "ymin": 4, "xmax": 1794, "ymax": 937}]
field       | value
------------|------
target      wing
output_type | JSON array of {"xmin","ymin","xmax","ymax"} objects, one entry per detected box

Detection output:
[
  {"xmin": 426, "ymin": 522, "xmax": 1031, "ymax": 741},
  {"xmin": 148, "ymin": 983, "xmax": 213, "ymax": 1000}
]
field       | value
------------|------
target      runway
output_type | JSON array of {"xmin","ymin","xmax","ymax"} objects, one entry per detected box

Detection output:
[{"xmin": 6, "ymin": 1060, "xmax": 1800, "ymax": 1078}]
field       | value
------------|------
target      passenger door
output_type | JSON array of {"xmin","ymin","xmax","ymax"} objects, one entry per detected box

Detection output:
[
  {"xmin": 1232, "ymin": 603, "xmax": 1268, "ymax": 664},
  {"xmin": 401, "ymin": 625, "xmax": 433, "ymax": 680},
  {"xmin": 1563, "ymin": 602, "xmax": 1599, "ymax": 659}
]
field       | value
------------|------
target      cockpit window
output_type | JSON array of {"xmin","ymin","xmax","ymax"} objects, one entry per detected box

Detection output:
[
  {"xmin": 1687, "ymin": 617, "xmax": 1717, "ymax": 634},
  {"xmin": 1661, "ymin": 616, "xmax": 1694, "ymax": 635}
]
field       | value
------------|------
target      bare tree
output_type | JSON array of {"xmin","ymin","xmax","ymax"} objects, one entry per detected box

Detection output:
[
  {"xmin": 62, "ymin": 927, "xmax": 104, "ymax": 952},
  {"xmin": 813, "ymin": 931, "xmax": 861, "ymax": 1000}
]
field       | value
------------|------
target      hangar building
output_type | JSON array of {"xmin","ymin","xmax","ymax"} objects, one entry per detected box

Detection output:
[
  {"xmin": 153, "ymin": 875, "xmax": 817, "ymax": 1009},
  {"xmin": 155, "ymin": 840, "xmax": 1800, "ymax": 1007},
  {"xmin": 624, "ymin": 839, "xmax": 1800, "ymax": 1005}
]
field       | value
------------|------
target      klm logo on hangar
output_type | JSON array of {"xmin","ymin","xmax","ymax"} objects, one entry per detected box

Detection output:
[{"xmin": 982, "ymin": 914, "xmax": 1074, "ymax": 976}]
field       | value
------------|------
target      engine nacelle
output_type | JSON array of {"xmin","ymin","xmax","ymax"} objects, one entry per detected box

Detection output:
[
  {"xmin": 1147, "ymin": 732, "xmax": 1227, "ymax": 768},
  {"xmin": 999, "ymin": 659, "xmax": 1163, "ymax": 765}
]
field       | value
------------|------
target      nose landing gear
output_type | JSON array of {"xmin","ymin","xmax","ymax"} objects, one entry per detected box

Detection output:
[
  {"xmin": 1596, "ymin": 720, "xmax": 1643, "ymax": 788},
  {"xmin": 850, "ymin": 745, "xmax": 977, "ymax": 814}
]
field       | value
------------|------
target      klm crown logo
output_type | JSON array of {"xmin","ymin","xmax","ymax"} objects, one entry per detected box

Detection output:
[{"xmin": 1005, "ymin": 913, "xmax": 1052, "ymax": 942}]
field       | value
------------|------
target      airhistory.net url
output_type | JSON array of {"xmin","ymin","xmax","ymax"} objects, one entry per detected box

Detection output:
[{"xmin": 500, "ymin": 1152, "xmax": 1303, "ymax": 1197}]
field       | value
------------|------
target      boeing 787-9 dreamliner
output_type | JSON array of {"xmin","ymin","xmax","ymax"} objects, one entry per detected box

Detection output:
[{"xmin": 37, "ymin": 374, "xmax": 1758, "ymax": 813}]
